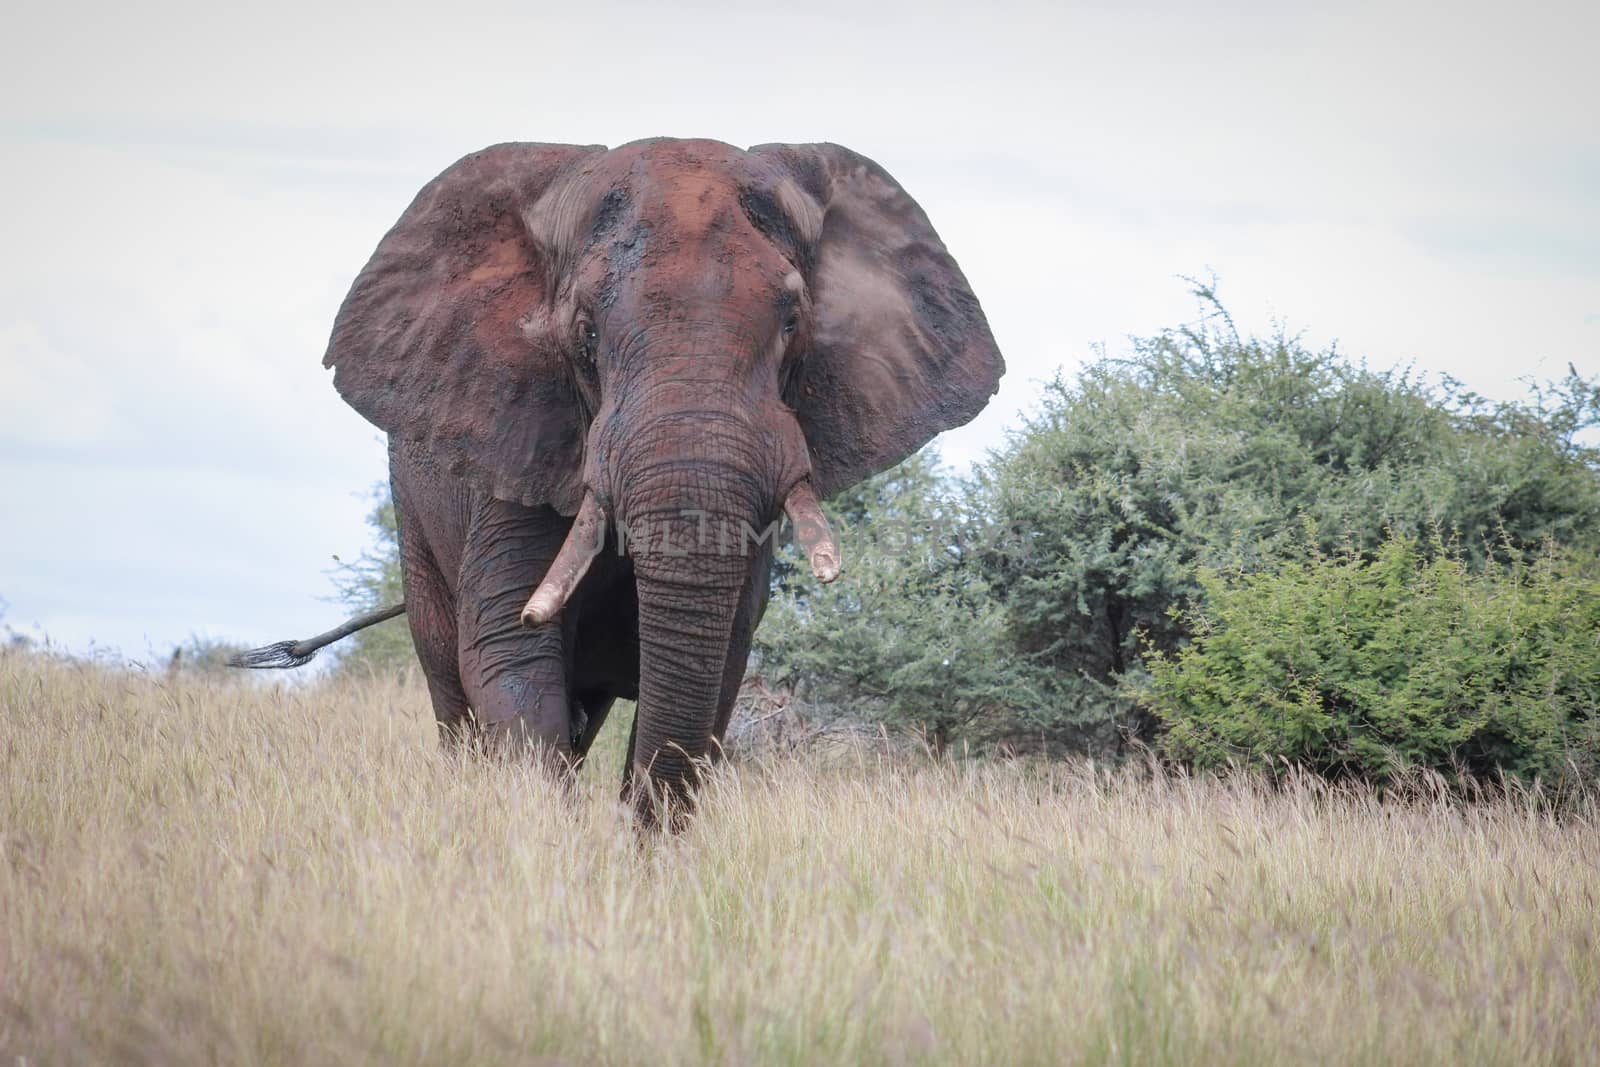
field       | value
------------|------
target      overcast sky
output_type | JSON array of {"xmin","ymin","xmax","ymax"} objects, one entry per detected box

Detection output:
[{"xmin": 2, "ymin": 0, "xmax": 1596, "ymax": 660}]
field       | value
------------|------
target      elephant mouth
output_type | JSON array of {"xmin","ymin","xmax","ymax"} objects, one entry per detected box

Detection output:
[{"xmin": 518, "ymin": 479, "xmax": 839, "ymax": 629}]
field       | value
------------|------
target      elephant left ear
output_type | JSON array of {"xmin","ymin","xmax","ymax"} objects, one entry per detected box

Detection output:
[{"xmin": 749, "ymin": 143, "xmax": 1005, "ymax": 496}]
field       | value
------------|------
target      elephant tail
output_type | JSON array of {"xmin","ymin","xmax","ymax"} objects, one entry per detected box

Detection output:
[{"xmin": 228, "ymin": 602, "xmax": 407, "ymax": 669}]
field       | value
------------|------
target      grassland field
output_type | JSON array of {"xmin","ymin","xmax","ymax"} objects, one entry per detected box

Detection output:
[{"xmin": 3, "ymin": 649, "xmax": 1598, "ymax": 1065}]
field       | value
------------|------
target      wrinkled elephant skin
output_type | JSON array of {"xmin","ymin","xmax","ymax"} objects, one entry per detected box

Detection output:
[{"xmin": 321, "ymin": 138, "xmax": 1004, "ymax": 824}]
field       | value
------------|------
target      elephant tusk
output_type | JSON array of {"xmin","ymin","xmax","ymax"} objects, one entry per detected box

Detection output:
[
  {"xmin": 521, "ymin": 493, "xmax": 607, "ymax": 628},
  {"xmin": 784, "ymin": 481, "xmax": 841, "ymax": 584}
]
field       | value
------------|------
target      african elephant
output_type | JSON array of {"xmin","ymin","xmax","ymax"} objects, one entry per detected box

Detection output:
[{"xmin": 240, "ymin": 138, "xmax": 1003, "ymax": 825}]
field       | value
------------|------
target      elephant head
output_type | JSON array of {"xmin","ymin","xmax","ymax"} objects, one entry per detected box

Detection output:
[{"xmin": 325, "ymin": 138, "xmax": 1003, "ymax": 815}]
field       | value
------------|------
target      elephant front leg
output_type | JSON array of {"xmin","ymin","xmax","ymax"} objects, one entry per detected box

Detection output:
[
  {"xmin": 456, "ymin": 500, "xmax": 580, "ymax": 763},
  {"xmin": 392, "ymin": 463, "xmax": 472, "ymax": 749},
  {"xmin": 459, "ymin": 622, "xmax": 573, "ymax": 759}
]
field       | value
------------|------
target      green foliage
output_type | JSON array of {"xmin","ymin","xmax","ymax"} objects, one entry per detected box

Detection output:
[
  {"xmin": 973, "ymin": 293, "xmax": 1600, "ymax": 749},
  {"xmin": 1440, "ymin": 365, "xmax": 1600, "ymax": 557},
  {"xmin": 331, "ymin": 486, "xmax": 414, "ymax": 675},
  {"xmin": 756, "ymin": 453, "xmax": 1051, "ymax": 752},
  {"xmin": 759, "ymin": 292, "xmax": 1600, "ymax": 764},
  {"xmin": 767, "ymin": 448, "xmax": 950, "ymax": 599},
  {"xmin": 1145, "ymin": 534, "xmax": 1600, "ymax": 788}
]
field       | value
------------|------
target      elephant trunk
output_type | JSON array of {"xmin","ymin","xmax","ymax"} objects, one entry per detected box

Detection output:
[
  {"xmin": 627, "ymin": 511, "xmax": 753, "ymax": 827},
  {"xmin": 607, "ymin": 362, "xmax": 778, "ymax": 824},
  {"xmin": 620, "ymin": 479, "xmax": 841, "ymax": 827}
]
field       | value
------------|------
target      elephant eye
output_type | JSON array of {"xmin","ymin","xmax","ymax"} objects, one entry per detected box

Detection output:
[
  {"xmin": 575, "ymin": 318, "xmax": 598, "ymax": 361},
  {"xmin": 782, "ymin": 315, "xmax": 800, "ymax": 337}
]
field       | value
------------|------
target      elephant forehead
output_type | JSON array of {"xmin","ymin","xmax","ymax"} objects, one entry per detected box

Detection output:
[
  {"xmin": 656, "ymin": 172, "xmax": 739, "ymax": 232},
  {"xmin": 607, "ymin": 136, "xmax": 749, "ymax": 176},
  {"xmin": 525, "ymin": 140, "xmax": 757, "ymax": 259},
  {"xmin": 617, "ymin": 172, "xmax": 756, "ymax": 252},
  {"xmin": 608, "ymin": 141, "xmax": 773, "ymax": 237},
  {"xmin": 543, "ymin": 141, "xmax": 805, "ymax": 312}
]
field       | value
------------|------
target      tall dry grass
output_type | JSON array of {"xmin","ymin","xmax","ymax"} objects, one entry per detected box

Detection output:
[{"xmin": 3, "ymin": 648, "xmax": 1597, "ymax": 1065}]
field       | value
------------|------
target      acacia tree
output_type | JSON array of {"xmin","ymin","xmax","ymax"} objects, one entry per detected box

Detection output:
[{"xmin": 975, "ymin": 297, "xmax": 1599, "ymax": 745}]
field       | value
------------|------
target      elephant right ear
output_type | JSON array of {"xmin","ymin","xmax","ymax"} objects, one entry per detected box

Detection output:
[{"xmin": 325, "ymin": 142, "xmax": 603, "ymax": 512}]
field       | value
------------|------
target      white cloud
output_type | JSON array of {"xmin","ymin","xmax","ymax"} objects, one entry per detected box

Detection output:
[
  {"xmin": 0, "ymin": 0, "xmax": 1596, "ymax": 655},
  {"xmin": 0, "ymin": 140, "xmax": 391, "ymax": 477},
  {"xmin": 0, "ymin": 320, "xmax": 123, "ymax": 448}
]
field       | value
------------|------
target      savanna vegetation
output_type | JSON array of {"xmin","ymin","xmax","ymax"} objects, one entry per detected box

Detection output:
[
  {"xmin": 8, "ymin": 297, "xmax": 1598, "ymax": 1062},
  {"xmin": 756, "ymin": 295, "xmax": 1600, "ymax": 784},
  {"xmin": 5, "ymin": 649, "xmax": 1599, "ymax": 1064}
]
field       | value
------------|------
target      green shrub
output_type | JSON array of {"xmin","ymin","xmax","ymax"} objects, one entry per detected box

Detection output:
[
  {"xmin": 974, "ymin": 292, "xmax": 1600, "ymax": 749},
  {"xmin": 756, "ymin": 453, "xmax": 1055, "ymax": 754},
  {"xmin": 1145, "ymin": 533, "xmax": 1600, "ymax": 787}
]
